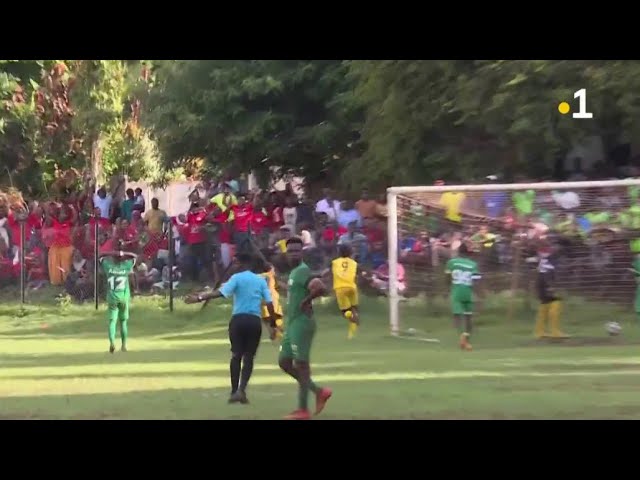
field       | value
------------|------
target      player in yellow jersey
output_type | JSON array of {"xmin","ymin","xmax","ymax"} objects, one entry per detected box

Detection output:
[
  {"xmin": 254, "ymin": 257, "xmax": 284, "ymax": 340},
  {"xmin": 330, "ymin": 244, "xmax": 360, "ymax": 339}
]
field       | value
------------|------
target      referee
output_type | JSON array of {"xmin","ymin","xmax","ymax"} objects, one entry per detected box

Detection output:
[{"xmin": 185, "ymin": 253, "xmax": 277, "ymax": 404}]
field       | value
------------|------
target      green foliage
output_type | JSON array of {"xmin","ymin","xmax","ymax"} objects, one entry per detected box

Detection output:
[
  {"xmin": 0, "ymin": 60, "xmax": 165, "ymax": 195},
  {"xmin": 5, "ymin": 59, "xmax": 640, "ymax": 197},
  {"xmin": 349, "ymin": 60, "xmax": 640, "ymax": 186},
  {"xmin": 144, "ymin": 60, "xmax": 360, "ymax": 186}
]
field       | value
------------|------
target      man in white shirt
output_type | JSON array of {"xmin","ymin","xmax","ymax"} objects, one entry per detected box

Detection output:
[
  {"xmin": 315, "ymin": 189, "xmax": 341, "ymax": 221},
  {"xmin": 93, "ymin": 187, "xmax": 113, "ymax": 219}
]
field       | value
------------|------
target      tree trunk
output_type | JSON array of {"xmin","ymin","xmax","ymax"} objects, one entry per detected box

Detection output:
[{"xmin": 90, "ymin": 132, "xmax": 105, "ymax": 187}]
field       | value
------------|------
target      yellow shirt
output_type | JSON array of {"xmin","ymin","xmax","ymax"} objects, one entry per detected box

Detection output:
[
  {"xmin": 276, "ymin": 239, "xmax": 287, "ymax": 253},
  {"xmin": 210, "ymin": 193, "xmax": 238, "ymax": 221},
  {"xmin": 144, "ymin": 208, "xmax": 167, "ymax": 234},
  {"xmin": 332, "ymin": 257, "xmax": 358, "ymax": 290},
  {"xmin": 260, "ymin": 268, "xmax": 282, "ymax": 318},
  {"xmin": 439, "ymin": 192, "xmax": 466, "ymax": 222}
]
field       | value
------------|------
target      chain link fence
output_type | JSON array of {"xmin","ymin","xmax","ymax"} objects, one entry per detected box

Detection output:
[{"xmin": 3, "ymin": 216, "xmax": 179, "ymax": 312}]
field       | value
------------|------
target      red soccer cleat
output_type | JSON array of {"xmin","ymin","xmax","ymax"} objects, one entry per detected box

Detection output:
[
  {"xmin": 284, "ymin": 409, "xmax": 311, "ymax": 420},
  {"xmin": 315, "ymin": 387, "xmax": 333, "ymax": 415}
]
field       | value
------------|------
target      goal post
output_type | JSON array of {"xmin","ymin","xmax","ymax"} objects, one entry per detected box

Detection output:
[{"xmin": 386, "ymin": 178, "xmax": 640, "ymax": 336}]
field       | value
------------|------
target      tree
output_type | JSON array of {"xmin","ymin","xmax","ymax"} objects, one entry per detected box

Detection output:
[
  {"xmin": 144, "ymin": 60, "xmax": 360, "ymax": 189},
  {"xmin": 348, "ymin": 60, "xmax": 640, "ymax": 187},
  {"xmin": 0, "ymin": 60, "xmax": 166, "ymax": 196}
]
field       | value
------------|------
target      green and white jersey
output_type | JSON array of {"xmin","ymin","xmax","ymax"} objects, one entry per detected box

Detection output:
[
  {"xmin": 100, "ymin": 257, "xmax": 136, "ymax": 303},
  {"xmin": 445, "ymin": 257, "xmax": 480, "ymax": 299}
]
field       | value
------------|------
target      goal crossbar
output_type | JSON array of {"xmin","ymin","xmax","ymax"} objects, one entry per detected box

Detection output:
[{"xmin": 388, "ymin": 179, "xmax": 640, "ymax": 195}]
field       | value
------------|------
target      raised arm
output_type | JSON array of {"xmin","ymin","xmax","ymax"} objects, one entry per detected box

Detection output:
[{"xmin": 99, "ymin": 251, "xmax": 137, "ymax": 261}]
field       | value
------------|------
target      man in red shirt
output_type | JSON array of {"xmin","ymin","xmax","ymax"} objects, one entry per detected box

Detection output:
[
  {"xmin": 230, "ymin": 195, "xmax": 254, "ymax": 254},
  {"xmin": 186, "ymin": 202, "xmax": 211, "ymax": 282},
  {"xmin": 250, "ymin": 200, "xmax": 271, "ymax": 250},
  {"xmin": 361, "ymin": 217, "xmax": 385, "ymax": 244}
]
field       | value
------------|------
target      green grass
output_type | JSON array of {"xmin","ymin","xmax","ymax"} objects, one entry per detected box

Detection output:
[{"xmin": 2, "ymin": 287, "xmax": 640, "ymax": 419}]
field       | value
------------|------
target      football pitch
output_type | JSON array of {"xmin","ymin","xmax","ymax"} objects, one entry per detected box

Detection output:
[{"xmin": 2, "ymin": 292, "xmax": 640, "ymax": 419}]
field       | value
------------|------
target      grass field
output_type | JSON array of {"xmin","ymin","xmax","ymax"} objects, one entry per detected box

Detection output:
[{"xmin": 2, "ymin": 288, "xmax": 640, "ymax": 419}]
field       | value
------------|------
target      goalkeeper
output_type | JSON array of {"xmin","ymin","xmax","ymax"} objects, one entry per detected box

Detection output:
[{"xmin": 534, "ymin": 246, "xmax": 568, "ymax": 339}]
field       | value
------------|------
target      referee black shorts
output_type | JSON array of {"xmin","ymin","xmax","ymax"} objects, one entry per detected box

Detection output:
[{"xmin": 228, "ymin": 314, "xmax": 263, "ymax": 356}]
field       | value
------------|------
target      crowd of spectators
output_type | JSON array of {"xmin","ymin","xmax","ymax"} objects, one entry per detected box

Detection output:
[{"xmin": 0, "ymin": 173, "xmax": 639, "ymax": 302}]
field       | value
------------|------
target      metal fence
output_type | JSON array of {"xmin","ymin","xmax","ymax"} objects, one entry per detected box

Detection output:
[{"xmin": 4, "ymin": 216, "xmax": 178, "ymax": 312}]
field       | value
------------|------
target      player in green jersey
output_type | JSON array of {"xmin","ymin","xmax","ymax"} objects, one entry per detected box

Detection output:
[
  {"xmin": 99, "ymin": 240, "xmax": 137, "ymax": 353},
  {"xmin": 278, "ymin": 237, "xmax": 333, "ymax": 420},
  {"xmin": 445, "ymin": 243, "xmax": 481, "ymax": 351}
]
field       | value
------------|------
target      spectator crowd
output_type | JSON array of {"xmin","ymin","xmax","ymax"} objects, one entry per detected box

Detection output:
[{"xmin": 0, "ymin": 173, "xmax": 639, "ymax": 304}]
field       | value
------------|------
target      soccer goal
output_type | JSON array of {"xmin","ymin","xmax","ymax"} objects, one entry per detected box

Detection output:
[{"xmin": 386, "ymin": 179, "xmax": 640, "ymax": 336}]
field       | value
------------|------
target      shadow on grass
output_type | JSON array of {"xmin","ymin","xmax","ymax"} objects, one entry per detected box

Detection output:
[
  {"xmin": 1, "ymin": 311, "xmax": 231, "ymax": 339},
  {"xmin": 0, "ymin": 343, "xmax": 231, "ymax": 368},
  {"xmin": 2, "ymin": 362, "xmax": 365, "ymax": 381}
]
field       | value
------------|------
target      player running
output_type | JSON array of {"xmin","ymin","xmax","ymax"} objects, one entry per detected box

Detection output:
[
  {"xmin": 445, "ymin": 243, "xmax": 481, "ymax": 351},
  {"xmin": 278, "ymin": 237, "xmax": 333, "ymax": 420},
  {"xmin": 99, "ymin": 240, "xmax": 137, "ymax": 353},
  {"xmin": 330, "ymin": 244, "xmax": 360, "ymax": 339}
]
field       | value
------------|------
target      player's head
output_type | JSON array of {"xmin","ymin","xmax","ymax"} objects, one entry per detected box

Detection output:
[
  {"xmin": 114, "ymin": 239, "xmax": 126, "ymax": 262},
  {"xmin": 338, "ymin": 243, "xmax": 353, "ymax": 258},
  {"xmin": 458, "ymin": 242, "xmax": 470, "ymax": 257},
  {"xmin": 251, "ymin": 254, "xmax": 270, "ymax": 274},
  {"xmin": 286, "ymin": 237, "xmax": 304, "ymax": 267},
  {"xmin": 235, "ymin": 252, "xmax": 253, "ymax": 270}
]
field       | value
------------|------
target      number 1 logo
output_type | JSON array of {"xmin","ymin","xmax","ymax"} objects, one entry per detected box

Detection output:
[{"xmin": 572, "ymin": 89, "xmax": 593, "ymax": 119}]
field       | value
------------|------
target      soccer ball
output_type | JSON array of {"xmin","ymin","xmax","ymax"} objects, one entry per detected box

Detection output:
[
  {"xmin": 605, "ymin": 321, "xmax": 622, "ymax": 336},
  {"xmin": 344, "ymin": 310, "xmax": 353, "ymax": 320}
]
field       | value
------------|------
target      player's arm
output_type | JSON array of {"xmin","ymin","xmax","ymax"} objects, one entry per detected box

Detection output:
[
  {"xmin": 185, "ymin": 274, "xmax": 235, "ymax": 304},
  {"xmin": 184, "ymin": 289, "xmax": 224, "ymax": 304},
  {"xmin": 99, "ymin": 251, "xmax": 137, "ymax": 261},
  {"xmin": 444, "ymin": 259, "xmax": 452, "ymax": 277},
  {"xmin": 301, "ymin": 276, "xmax": 327, "ymax": 308},
  {"xmin": 260, "ymin": 279, "xmax": 278, "ymax": 338},
  {"xmin": 320, "ymin": 266, "xmax": 332, "ymax": 281}
]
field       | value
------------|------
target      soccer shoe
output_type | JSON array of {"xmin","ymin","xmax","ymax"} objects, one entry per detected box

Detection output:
[
  {"xmin": 228, "ymin": 391, "xmax": 249, "ymax": 404},
  {"xmin": 315, "ymin": 387, "xmax": 332, "ymax": 415},
  {"xmin": 121, "ymin": 345, "xmax": 128, "ymax": 352},
  {"xmin": 109, "ymin": 344, "xmax": 115, "ymax": 354},
  {"xmin": 284, "ymin": 409, "xmax": 311, "ymax": 420},
  {"xmin": 459, "ymin": 333, "xmax": 473, "ymax": 351},
  {"xmin": 347, "ymin": 322, "xmax": 358, "ymax": 339}
]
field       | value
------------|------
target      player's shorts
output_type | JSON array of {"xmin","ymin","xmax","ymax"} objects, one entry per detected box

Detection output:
[
  {"xmin": 451, "ymin": 295, "xmax": 473, "ymax": 316},
  {"xmin": 279, "ymin": 318, "xmax": 316, "ymax": 363},
  {"xmin": 335, "ymin": 287, "xmax": 358, "ymax": 311},
  {"xmin": 107, "ymin": 298, "xmax": 130, "ymax": 322}
]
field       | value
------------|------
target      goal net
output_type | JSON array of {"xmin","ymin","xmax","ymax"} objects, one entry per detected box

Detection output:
[{"xmin": 386, "ymin": 179, "xmax": 640, "ymax": 336}]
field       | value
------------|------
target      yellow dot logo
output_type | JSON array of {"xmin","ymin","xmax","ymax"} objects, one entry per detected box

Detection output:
[{"xmin": 558, "ymin": 102, "xmax": 570, "ymax": 115}]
